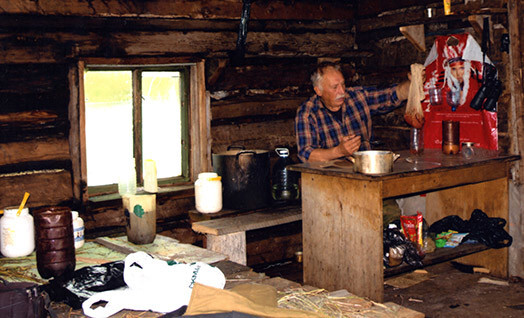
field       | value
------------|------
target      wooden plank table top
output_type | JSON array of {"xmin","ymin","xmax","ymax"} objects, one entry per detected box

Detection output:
[{"xmin": 288, "ymin": 149, "xmax": 520, "ymax": 179}]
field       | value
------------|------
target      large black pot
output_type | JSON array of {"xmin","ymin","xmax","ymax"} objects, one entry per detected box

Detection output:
[{"xmin": 212, "ymin": 146, "xmax": 270, "ymax": 210}]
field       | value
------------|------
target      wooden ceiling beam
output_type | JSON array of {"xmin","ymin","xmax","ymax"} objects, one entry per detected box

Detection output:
[
  {"xmin": 0, "ymin": 0, "xmax": 354, "ymax": 20},
  {"xmin": 357, "ymin": 1, "xmax": 505, "ymax": 33},
  {"xmin": 356, "ymin": 0, "xmax": 503, "ymax": 18}
]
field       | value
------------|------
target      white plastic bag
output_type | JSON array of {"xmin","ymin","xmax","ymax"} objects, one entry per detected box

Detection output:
[
  {"xmin": 404, "ymin": 63, "xmax": 425, "ymax": 128},
  {"xmin": 82, "ymin": 251, "xmax": 226, "ymax": 318}
]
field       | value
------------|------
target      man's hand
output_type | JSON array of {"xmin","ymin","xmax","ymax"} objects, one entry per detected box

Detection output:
[
  {"xmin": 337, "ymin": 134, "xmax": 361, "ymax": 156},
  {"xmin": 307, "ymin": 134, "xmax": 361, "ymax": 162}
]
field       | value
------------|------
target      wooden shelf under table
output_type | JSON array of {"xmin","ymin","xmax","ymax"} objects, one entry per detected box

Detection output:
[{"xmin": 384, "ymin": 243, "xmax": 489, "ymax": 277}]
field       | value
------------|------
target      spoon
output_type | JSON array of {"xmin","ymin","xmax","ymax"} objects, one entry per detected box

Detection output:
[{"xmin": 16, "ymin": 192, "xmax": 30, "ymax": 216}]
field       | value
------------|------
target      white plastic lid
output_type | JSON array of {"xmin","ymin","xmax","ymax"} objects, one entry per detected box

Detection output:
[
  {"xmin": 198, "ymin": 172, "xmax": 218, "ymax": 180},
  {"xmin": 72, "ymin": 211, "xmax": 79, "ymax": 219},
  {"xmin": 3, "ymin": 207, "xmax": 29, "ymax": 216}
]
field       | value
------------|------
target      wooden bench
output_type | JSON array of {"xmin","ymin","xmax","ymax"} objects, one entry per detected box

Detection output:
[{"xmin": 191, "ymin": 205, "xmax": 302, "ymax": 265}]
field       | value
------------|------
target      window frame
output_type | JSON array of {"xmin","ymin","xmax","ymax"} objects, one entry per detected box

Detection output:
[{"xmin": 69, "ymin": 58, "xmax": 210, "ymax": 203}]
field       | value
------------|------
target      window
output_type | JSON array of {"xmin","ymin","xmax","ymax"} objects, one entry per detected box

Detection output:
[{"xmin": 72, "ymin": 59, "xmax": 210, "ymax": 200}]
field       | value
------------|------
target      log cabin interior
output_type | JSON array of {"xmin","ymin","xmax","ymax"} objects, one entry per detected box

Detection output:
[{"xmin": 1, "ymin": 0, "xmax": 523, "ymax": 317}]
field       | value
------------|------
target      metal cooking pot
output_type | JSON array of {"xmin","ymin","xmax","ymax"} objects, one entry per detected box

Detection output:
[
  {"xmin": 349, "ymin": 150, "xmax": 400, "ymax": 175},
  {"xmin": 212, "ymin": 146, "xmax": 270, "ymax": 210}
]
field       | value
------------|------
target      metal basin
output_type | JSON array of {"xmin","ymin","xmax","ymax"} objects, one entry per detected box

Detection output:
[{"xmin": 349, "ymin": 150, "xmax": 400, "ymax": 175}]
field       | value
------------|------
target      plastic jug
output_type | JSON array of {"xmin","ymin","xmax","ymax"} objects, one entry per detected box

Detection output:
[
  {"xmin": 271, "ymin": 148, "xmax": 300, "ymax": 203},
  {"xmin": 195, "ymin": 172, "xmax": 222, "ymax": 213}
]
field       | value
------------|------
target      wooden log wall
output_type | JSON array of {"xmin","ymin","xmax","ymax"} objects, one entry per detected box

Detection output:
[
  {"xmin": 0, "ymin": 0, "xmax": 520, "ymax": 265},
  {"xmin": 0, "ymin": 1, "xmax": 358, "ymax": 251}
]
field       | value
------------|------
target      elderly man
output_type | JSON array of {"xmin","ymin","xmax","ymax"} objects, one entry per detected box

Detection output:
[{"xmin": 295, "ymin": 61, "xmax": 411, "ymax": 162}]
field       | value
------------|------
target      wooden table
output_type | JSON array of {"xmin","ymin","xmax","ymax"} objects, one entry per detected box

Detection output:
[{"xmin": 289, "ymin": 149, "xmax": 520, "ymax": 302}]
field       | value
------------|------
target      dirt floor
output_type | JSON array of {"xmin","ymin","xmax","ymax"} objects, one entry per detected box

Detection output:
[{"xmin": 253, "ymin": 259, "xmax": 524, "ymax": 318}]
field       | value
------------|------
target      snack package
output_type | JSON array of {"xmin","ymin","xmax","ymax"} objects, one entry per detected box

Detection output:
[
  {"xmin": 400, "ymin": 212, "xmax": 424, "ymax": 248},
  {"xmin": 436, "ymin": 230, "xmax": 458, "ymax": 240},
  {"xmin": 444, "ymin": 233, "xmax": 469, "ymax": 248}
]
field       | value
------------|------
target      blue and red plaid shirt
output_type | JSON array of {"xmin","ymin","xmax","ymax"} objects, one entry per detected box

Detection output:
[{"xmin": 295, "ymin": 85, "xmax": 401, "ymax": 162}]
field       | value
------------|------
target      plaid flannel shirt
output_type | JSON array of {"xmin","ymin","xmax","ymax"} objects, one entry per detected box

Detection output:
[{"xmin": 295, "ymin": 85, "xmax": 401, "ymax": 162}]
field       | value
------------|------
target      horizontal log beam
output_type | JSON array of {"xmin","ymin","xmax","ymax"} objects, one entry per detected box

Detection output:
[
  {"xmin": 0, "ymin": 138, "xmax": 69, "ymax": 166},
  {"xmin": 211, "ymin": 98, "xmax": 302, "ymax": 126},
  {"xmin": 357, "ymin": 3, "xmax": 506, "ymax": 33},
  {"xmin": 211, "ymin": 119, "xmax": 295, "ymax": 153},
  {"xmin": 212, "ymin": 98, "xmax": 302, "ymax": 119},
  {"xmin": 0, "ymin": 119, "xmax": 69, "ymax": 143},
  {"xmin": 0, "ymin": 14, "xmax": 353, "ymax": 32},
  {"xmin": 0, "ymin": 0, "xmax": 355, "ymax": 20},
  {"xmin": 0, "ymin": 169, "xmax": 73, "ymax": 208},
  {"xmin": 0, "ymin": 30, "xmax": 356, "ymax": 63}
]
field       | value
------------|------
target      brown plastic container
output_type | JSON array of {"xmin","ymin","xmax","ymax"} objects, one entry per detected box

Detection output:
[
  {"xmin": 33, "ymin": 206, "xmax": 76, "ymax": 279},
  {"xmin": 442, "ymin": 120, "xmax": 460, "ymax": 155}
]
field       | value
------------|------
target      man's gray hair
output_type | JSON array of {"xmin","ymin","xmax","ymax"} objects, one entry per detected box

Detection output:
[{"xmin": 311, "ymin": 62, "xmax": 342, "ymax": 90}]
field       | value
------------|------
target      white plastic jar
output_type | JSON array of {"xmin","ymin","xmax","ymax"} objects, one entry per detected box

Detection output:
[
  {"xmin": 72, "ymin": 211, "xmax": 85, "ymax": 249},
  {"xmin": 195, "ymin": 172, "xmax": 222, "ymax": 213},
  {"xmin": 0, "ymin": 207, "xmax": 35, "ymax": 257}
]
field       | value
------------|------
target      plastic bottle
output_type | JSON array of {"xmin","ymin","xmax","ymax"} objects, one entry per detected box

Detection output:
[
  {"xmin": 118, "ymin": 158, "xmax": 137, "ymax": 195},
  {"xmin": 72, "ymin": 211, "xmax": 85, "ymax": 249},
  {"xmin": 195, "ymin": 172, "xmax": 222, "ymax": 213},
  {"xmin": 0, "ymin": 207, "xmax": 35, "ymax": 257},
  {"xmin": 271, "ymin": 148, "xmax": 300, "ymax": 202},
  {"xmin": 144, "ymin": 159, "xmax": 158, "ymax": 193},
  {"xmin": 33, "ymin": 206, "xmax": 75, "ymax": 279}
]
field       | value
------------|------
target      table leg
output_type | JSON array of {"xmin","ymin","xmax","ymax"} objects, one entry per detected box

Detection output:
[{"xmin": 301, "ymin": 173, "xmax": 385, "ymax": 302}]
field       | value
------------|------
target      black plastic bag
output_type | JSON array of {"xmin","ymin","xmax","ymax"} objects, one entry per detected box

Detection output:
[
  {"xmin": 428, "ymin": 209, "xmax": 512, "ymax": 249},
  {"xmin": 464, "ymin": 209, "xmax": 512, "ymax": 249},
  {"xmin": 383, "ymin": 227, "xmax": 424, "ymax": 268},
  {"xmin": 428, "ymin": 215, "xmax": 469, "ymax": 234},
  {"xmin": 41, "ymin": 260, "xmax": 125, "ymax": 309}
]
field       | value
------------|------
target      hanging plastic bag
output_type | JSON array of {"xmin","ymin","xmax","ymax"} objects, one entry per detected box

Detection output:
[
  {"xmin": 82, "ymin": 251, "xmax": 226, "ymax": 318},
  {"xmin": 404, "ymin": 63, "xmax": 426, "ymax": 128}
]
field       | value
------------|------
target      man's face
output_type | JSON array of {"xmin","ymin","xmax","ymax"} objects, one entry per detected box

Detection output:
[
  {"xmin": 314, "ymin": 67, "xmax": 346, "ymax": 111},
  {"xmin": 450, "ymin": 61, "xmax": 465, "ymax": 84}
]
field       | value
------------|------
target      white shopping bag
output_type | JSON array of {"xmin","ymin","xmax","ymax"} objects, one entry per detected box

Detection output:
[{"xmin": 82, "ymin": 251, "xmax": 226, "ymax": 318}]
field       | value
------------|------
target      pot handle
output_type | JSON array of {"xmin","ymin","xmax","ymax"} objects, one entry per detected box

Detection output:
[
  {"xmin": 393, "ymin": 153, "xmax": 401, "ymax": 161},
  {"xmin": 347, "ymin": 156, "xmax": 355, "ymax": 163},
  {"xmin": 236, "ymin": 150, "xmax": 256, "ymax": 159},
  {"xmin": 227, "ymin": 145, "xmax": 246, "ymax": 151}
]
